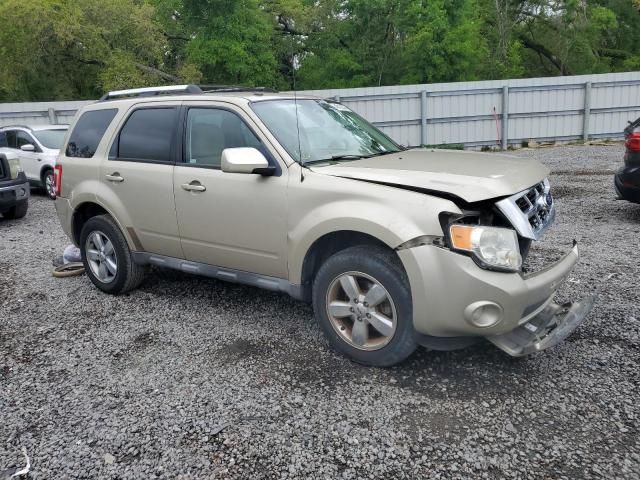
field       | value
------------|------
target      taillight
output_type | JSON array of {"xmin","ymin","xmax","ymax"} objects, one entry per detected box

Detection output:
[
  {"xmin": 54, "ymin": 165, "xmax": 62, "ymax": 197},
  {"xmin": 626, "ymin": 133, "xmax": 640, "ymax": 153}
]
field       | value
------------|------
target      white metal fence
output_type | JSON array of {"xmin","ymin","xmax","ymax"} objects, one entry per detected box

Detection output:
[{"xmin": 1, "ymin": 71, "xmax": 639, "ymax": 149}]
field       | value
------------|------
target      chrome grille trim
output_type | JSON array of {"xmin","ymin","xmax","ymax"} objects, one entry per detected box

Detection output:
[{"xmin": 496, "ymin": 178, "xmax": 555, "ymax": 241}]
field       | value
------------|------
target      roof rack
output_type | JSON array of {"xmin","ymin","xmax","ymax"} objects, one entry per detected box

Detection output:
[
  {"xmin": 99, "ymin": 85, "xmax": 203, "ymax": 102},
  {"xmin": 199, "ymin": 85, "xmax": 278, "ymax": 94},
  {"xmin": 98, "ymin": 84, "xmax": 278, "ymax": 102}
]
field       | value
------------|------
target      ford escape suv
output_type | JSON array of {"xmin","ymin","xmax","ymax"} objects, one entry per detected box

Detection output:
[{"xmin": 54, "ymin": 85, "xmax": 595, "ymax": 366}]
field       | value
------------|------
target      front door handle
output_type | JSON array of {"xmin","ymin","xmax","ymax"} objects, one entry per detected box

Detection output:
[
  {"xmin": 181, "ymin": 181, "xmax": 206, "ymax": 192},
  {"xmin": 105, "ymin": 173, "xmax": 124, "ymax": 183}
]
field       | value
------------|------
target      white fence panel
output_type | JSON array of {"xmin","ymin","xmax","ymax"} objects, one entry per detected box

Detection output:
[{"xmin": 1, "ymin": 71, "xmax": 638, "ymax": 148}]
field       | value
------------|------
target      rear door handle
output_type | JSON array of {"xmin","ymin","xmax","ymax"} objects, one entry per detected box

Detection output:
[
  {"xmin": 181, "ymin": 181, "xmax": 206, "ymax": 192},
  {"xmin": 105, "ymin": 173, "xmax": 124, "ymax": 183}
]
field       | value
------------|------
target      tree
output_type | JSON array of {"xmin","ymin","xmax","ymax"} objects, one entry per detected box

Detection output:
[
  {"xmin": 157, "ymin": 0, "xmax": 282, "ymax": 87},
  {"xmin": 2, "ymin": 0, "xmax": 639, "ymax": 101},
  {"xmin": 0, "ymin": 0, "xmax": 171, "ymax": 101}
]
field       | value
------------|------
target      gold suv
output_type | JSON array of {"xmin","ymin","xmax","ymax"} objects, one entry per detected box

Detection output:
[{"xmin": 54, "ymin": 85, "xmax": 595, "ymax": 366}]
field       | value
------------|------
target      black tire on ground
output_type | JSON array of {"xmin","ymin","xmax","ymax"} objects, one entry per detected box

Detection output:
[
  {"xmin": 42, "ymin": 168, "xmax": 56, "ymax": 199},
  {"xmin": 80, "ymin": 214, "xmax": 147, "ymax": 294},
  {"xmin": 312, "ymin": 245, "xmax": 417, "ymax": 367},
  {"xmin": 2, "ymin": 200, "xmax": 28, "ymax": 219}
]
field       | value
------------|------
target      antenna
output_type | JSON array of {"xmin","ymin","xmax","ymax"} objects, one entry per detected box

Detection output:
[{"xmin": 292, "ymin": 50, "xmax": 305, "ymax": 182}]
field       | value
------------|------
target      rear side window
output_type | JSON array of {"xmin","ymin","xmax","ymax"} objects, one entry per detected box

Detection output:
[
  {"xmin": 115, "ymin": 108, "xmax": 176, "ymax": 162},
  {"xmin": 66, "ymin": 109, "xmax": 118, "ymax": 158},
  {"xmin": 0, "ymin": 132, "xmax": 7, "ymax": 148}
]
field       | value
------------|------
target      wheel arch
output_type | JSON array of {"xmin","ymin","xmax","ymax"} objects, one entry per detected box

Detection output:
[
  {"xmin": 40, "ymin": 164, "xmax": 53, "ymax": 183},
  {"xmin": 297, "ymin": 230, "xmax": 404, "ymax": 303},
  {"xmin": 71, "ymin": 201, "xmax": 138, "ymax": 251}
]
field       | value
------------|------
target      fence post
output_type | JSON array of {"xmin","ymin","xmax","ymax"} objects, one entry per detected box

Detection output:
[
  {"xmin": 420, "ymin": 90, "xmax": 428, "ymax": 146},
  {"xmin": 583, "ymin": 81, "xmax": 591, "ymax": 143},
  {"xmin": 501, "ymin": 86, "xmax": 509, "ymax": 150},
  {"xmin": 47, "ymin": 108, "xmax": 57, "ymax": 125}
]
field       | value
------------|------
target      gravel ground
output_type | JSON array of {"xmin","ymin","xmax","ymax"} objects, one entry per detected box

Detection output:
[{"xmin": 1, "ymin": 144, "xmax": 639, "ymax": 479}]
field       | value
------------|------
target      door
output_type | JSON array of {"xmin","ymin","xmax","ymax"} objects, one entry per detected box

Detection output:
[
  {"xmin": 100, "ymin": 104, "xmax": 183, "ymax": 258},
  {"xmin": 173, "ymin": 105, "xmax": 288, "ymax": 278}
]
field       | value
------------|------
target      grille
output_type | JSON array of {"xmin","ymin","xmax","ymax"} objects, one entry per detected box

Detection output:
[{"xmin": 496, "ymin": 180, "xmax": 555, "ymax": 241}]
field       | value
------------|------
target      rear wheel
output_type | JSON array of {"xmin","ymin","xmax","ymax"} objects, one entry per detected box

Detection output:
[
  {"xmin": 2, "ymin": 200, "xmax": 28, "ymax": 219},
  {"xmin": 312, "ymin": 246, "xmax": 417, "ymax": 367},
  {"xmin": 42, "ymin": 169, "xmax": 56, "ymax": 199},
  {"xmin": 80, "ymin": 214, "xmax": 147, "ymax": 294}
]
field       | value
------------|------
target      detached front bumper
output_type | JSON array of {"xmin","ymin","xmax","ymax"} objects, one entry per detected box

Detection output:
[
  {"xmin": 398, "ymin": 242, "xmax": 593, "ymax": 355},
  {"xmin": 488, "ymin": 295, "xmax": 595, "ymax": 356}
]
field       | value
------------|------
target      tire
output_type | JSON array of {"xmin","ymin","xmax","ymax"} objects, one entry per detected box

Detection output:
[
  {"xmin": 42, "ymin": 169, "xmax": 56, "ymax": 199},
  {"xmin": 80, "ymin": 214, "xmax": 147, "ymax": 294},
  {"xmin": 312, "ymin": 245, "xmax": 417, "ymax": 367},
  {"xmin": 2, "ymin": 200, "xmax": 28, "ymax": 219}
]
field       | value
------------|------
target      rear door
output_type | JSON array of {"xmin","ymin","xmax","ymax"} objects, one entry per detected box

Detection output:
[
  {"xmin": 173, "ymin": 103, "xmax": 288, "ymax": 278},
  {"xmin": 100, "ymin": 103, "xmax": 183, "ymax": 258}
]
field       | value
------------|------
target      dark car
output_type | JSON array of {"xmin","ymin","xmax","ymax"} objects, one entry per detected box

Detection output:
[
  {"xmin": 615, "ymin": 117, "xmax": 640, "ymax": 204},
  {"xmin": 0, "ymin": 151, "xmax": 30, "ymax": 219}
]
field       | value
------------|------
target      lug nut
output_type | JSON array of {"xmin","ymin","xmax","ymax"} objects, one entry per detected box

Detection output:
[
  {"xmin": 349, "ymin": 307, "xmax": 354, "ymax": 312},
  {"xmin": 363, "ymin": 302, "xmax": 368, "ymax": 307},
  {"xmin": 366, "ymin": 313, "xmax": 371, "ymax": 319}
]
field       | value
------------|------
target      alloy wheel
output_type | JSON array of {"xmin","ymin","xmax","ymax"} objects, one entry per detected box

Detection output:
[
  {"xmin": 45, "ymin": 172, "xmax": 55, "ymax": 198},
  {"xmin": 325, "ymin": 271, "xmax": 397, "ymax": 351},
  {"xmin": 85, "ymin": 231, "xmax": 117, "ymax": 283}
]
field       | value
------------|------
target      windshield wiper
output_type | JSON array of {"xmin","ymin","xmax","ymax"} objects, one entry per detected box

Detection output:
[
  {"xmin": 305, "ymin": 154, "xmax": 364, "ymax": 165},
  {"xmin": 307, "ymin": 151, "xmax": 401, "ymax": 165},
  {"xmin": 331, "ymin": 154, "xmax": 366, "ymax": 160},
  {"xmin": 363, "ymin": 151, "xmax": 400, "ymax": 158}
]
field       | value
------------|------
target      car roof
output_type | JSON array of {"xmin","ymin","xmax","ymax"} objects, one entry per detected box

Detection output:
[{"xmin": 0, "ymin": 124, "xmax": 68, "ymax": 131}]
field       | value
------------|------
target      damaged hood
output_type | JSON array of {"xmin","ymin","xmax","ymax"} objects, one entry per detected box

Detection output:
[{"xmin": 313, "ymin": 149, "xmax": 550, "ymax": 203}]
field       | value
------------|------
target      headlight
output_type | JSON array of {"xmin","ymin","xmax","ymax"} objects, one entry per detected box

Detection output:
[
  {"xmin": 449, "ymin": 224, "xmax": 522, "ymax": 272},
  {"xmin": 8, "ymin": 158, "xmax": 22, "ymax": 179}
]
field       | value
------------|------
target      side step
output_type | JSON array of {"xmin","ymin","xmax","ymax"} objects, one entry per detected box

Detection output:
[{"xmin": 132, "ymin": 252, "xmax": 304, "ymax": 300}]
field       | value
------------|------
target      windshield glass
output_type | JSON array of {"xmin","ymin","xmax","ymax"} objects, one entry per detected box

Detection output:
[
  {"xmin": 33, "ymin": 129, "xmax": 67, "ymax": 149},
  {"xmin": 251, "ymin": 99, "xmax": 402, "ymax": 164}
]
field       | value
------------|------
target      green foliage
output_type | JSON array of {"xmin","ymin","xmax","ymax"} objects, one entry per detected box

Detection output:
[
  {"xmin": 0, "ymin": 0, "xmax": 166, "ymax": 101},
  {"xmin": 1, "ymin": 0, "xmax": 639, "ymax": 101}
]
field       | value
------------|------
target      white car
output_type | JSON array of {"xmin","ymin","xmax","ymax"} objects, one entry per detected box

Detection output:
[{"xmin": 0, "ymin": 125, "xmax": 68, "ymax": 199}]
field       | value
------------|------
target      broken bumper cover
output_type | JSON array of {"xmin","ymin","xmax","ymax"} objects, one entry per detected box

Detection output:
[
  {"xmin": 487, "ymin": 295, "xmax": 596, "ymax": 356},
  {"xmin": 399, "ymin": 242, "xmax": 584, "ymax": 338}
]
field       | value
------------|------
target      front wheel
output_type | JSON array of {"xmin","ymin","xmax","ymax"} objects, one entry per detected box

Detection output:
[
  {"xmin": 312, "ymin": 246, "xmax": 417, "ymax": 367},
  {"xmin": 80, "ymin": 214, "xmax": 147, "ymax": 294}
]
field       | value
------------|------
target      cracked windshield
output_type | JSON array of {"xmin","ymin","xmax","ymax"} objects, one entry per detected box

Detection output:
[{"xmin": 251, "ymin": 99, "xmax": 402, "ymax": 164}]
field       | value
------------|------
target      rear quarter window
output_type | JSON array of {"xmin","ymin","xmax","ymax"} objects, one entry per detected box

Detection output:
[{"xmin": 66, "ymin": 109, "xmax": 118, "ymax": 158}]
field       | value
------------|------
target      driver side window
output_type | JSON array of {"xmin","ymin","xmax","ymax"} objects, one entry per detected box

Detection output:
[{"xmin": 185, "ymin": 108, "xmax": 262, "ymax": 168}]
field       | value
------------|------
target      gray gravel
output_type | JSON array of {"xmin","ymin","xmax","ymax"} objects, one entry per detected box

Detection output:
[{"xmin": 1, "ymin": 144, "xmax": 639, "ymax": 479}]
